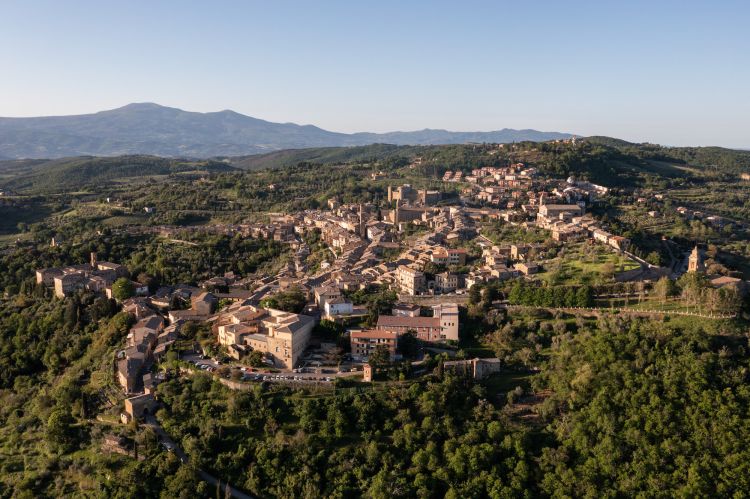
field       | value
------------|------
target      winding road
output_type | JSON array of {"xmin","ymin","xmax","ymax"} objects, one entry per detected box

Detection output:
[{"xmin": 144, "ymin": 415, "xmax": 254, "ymax": 499}]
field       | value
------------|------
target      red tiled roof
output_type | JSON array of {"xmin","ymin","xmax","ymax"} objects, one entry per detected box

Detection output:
[
  {"xmin": 377, "ymin": 315, "xmax": 440, "ymax": 328},
  {"xmin": 711, "ymin": 276, "xmax": 741, "ymax": 286},
  {"xmin": 351, "ymin": 329, "xmax": 399, "ymax": 340}
]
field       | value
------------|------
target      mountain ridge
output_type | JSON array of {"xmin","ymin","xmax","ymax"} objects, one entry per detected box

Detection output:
[{"xmin": 0, "ymin": 103, "xmax": 574, "ymax": 159}]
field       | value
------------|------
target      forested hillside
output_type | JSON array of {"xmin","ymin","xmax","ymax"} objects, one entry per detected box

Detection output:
[
  {"xmin": 233, "ymin": 139, "xmax": 750, "ymax": 183},
  {"xmin": 0, "ymin": 156, "xmax": 235, "ymax": 193},
  {"xmin": 227, "ymin": 144, "xmax": 414, "ymax": 170},
  {"xmin": 3, "ymin": 138, "xmax": 750, "ymax": 195},
  {"xmin": 585, "ymin": 136, "xmax": 750, "ymax": 176}
]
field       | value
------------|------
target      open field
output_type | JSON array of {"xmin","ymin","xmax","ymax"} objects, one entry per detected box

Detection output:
[{"xmin": 538, "ymin": 242, "xmax": 640, "ymax": 285}]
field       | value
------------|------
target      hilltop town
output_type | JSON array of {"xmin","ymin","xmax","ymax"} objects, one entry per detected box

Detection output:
[
  {"xmin": 3, "ymin": 1, "xmax": 750, "ymax": 495},
  {"xmin": 3, "ymin": 139, "xmax": 749, "ymax": 497},
  {"xmin": 26, "ymin": 156, "xmax": 747, "ymax": 428}
]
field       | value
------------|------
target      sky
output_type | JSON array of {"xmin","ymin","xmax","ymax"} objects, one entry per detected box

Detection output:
[{"xmin": 0, "ymin": 0, "xmax": 748, "ymax": 147}]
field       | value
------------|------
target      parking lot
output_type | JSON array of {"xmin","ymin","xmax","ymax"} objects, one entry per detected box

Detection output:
[{"xmin": 180, "ymin": 352, "xmax": 359, "ymax": 384}]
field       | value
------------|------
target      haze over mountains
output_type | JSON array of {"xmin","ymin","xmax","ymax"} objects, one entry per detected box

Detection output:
[{"xmin": 0, "ymin": 103, "xmax": 573, "ymax": 159}]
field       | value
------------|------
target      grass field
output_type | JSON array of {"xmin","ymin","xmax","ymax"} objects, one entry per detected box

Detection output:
[
  {"xmin": 0, "ymin": 232, "xmax": 32, "ymax": 247},
  {"xmin": 538, "ymin": 242, "xmax": 640, "ymax": 285},
  {"xmin": 100, "ymin": 214, "xmax": 150, "ymax": 227}
]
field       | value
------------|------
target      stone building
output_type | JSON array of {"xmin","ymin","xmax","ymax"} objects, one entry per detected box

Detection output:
[{"xmin": 688, "ymin": 246, "xmax": 705, "ymax": 273}]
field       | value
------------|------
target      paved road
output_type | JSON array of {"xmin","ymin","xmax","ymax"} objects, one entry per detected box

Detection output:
[{"xmin": 144, "ymin": 416, "xmax": 255, "ymax": 499}]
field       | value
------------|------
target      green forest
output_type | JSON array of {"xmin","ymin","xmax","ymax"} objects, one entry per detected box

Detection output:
[
  {"xmin": 2, "ymin": 277, "xmax": 748, "ymax": 497},
  {"xmin": 3, "ymin": 138, "xmax": 750, "ymax": 197}
]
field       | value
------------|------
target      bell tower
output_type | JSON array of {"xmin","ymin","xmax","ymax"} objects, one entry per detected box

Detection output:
[
  {"xmin": 688, "ymin": 246, "xmax": 704, "ymax": 273},
  {"xmin": 359, "ymin": 203, "xmax": 366, "ymax": 238}
]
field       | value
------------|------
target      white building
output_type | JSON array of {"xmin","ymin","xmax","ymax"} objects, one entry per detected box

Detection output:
[{"xmin": 324, "ymin": 297, "xmax": 354, "ymax": 318}]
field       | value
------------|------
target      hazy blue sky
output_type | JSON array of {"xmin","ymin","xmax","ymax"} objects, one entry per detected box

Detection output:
[{"xmin": 1, "ymin": 1, "xmax": 748, "ymax": 146}]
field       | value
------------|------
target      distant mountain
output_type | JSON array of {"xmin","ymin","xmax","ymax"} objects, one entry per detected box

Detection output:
[
  {"xmin": 0, "ymin": 103, "xmax": 573, "ymax": 159},
  {"xmin": 350, "ymin": 129, "xmax": 573, "ymax": 146}
]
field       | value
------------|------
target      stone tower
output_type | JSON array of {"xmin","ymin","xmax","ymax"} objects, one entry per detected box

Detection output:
[
  {"xmin": 358, "ymin": 203, "xmax": 366, "ymax": 238},
  {"xmin": 688, "ymin": 246, "xmax": 704, "ymax": 273}
]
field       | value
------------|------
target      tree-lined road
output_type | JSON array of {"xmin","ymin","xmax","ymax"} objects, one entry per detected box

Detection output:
[{"xmin": 144, "ymin": 415, "xmax": 255, "ymax": 499}]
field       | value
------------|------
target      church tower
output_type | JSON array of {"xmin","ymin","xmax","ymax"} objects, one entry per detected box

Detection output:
[
  {"xmin": 688, "ymin": 246, "xmax": 704, "ymax": 273},
  {"xmin": 359, "ymin": 203, "xmax": 366, "ymax": 238}
]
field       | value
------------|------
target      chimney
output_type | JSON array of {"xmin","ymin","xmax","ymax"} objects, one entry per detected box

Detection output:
[{"xmin": 90, "ymin": 251, "xmax": 97, "ymax": 269}]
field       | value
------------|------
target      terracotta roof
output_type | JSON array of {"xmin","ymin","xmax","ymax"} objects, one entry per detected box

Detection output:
[
  {"xmin": 192, "ymin": 291, "xmax": 216, "ymax": 302},
  {"xmin": 135, "ymin": 315, "xmax": 163, "ymax": 330},
  {"xmin": 351, "ymin": 329, "xmax": 399, "ymax": 340},
  {"xmin": 711, "ymin": 276, "xmax": 742, "ymax": 286},
  {"xmin": 377, "ymin": 315, "xmax": 440, "ymax": 328}
]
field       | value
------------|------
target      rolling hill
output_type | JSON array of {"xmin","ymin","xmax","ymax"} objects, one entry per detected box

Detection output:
[
  {"xmin": 0, "ymin": 155, "xmax": 236, "ymax": 193},
  {"xmin": 0, "ymin": 103, "xmax": 573, "ymax": 159}
]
